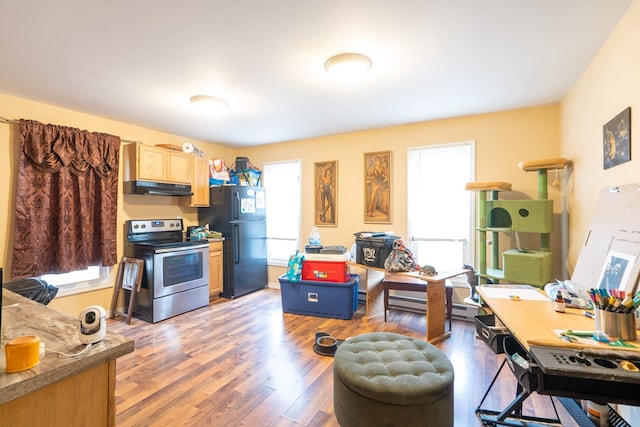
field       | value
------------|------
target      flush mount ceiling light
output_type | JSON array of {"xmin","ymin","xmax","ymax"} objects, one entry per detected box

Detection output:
[
  {"xmin": 190, "ymin": 95, "xmax": 228, "ymax": 113},
  {"xmin": 324, "ymin": 52, "xmax": 372, "ymax": 83}
]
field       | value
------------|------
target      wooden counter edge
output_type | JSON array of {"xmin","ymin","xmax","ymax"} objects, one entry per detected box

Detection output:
[{"xmin": 0, "ymin": 338, "xmax": 134, "ymax": 405}]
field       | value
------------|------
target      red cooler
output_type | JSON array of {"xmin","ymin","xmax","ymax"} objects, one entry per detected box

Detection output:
[{"xmin": 302, "ymin": 253, "xmax": 350, "ymax": 282}]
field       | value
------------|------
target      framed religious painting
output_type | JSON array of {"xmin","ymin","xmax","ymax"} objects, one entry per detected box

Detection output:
[
  {"xmin": 364, "ymin": 151, "xmax": 391, "ymax": 223},
  {"xmin": 314, "ymin": 161, "xmax": 337, "ymax": 227},
  {"xmin": 603, "ymin": 107, "xmax": 631, "ymax": 170}
]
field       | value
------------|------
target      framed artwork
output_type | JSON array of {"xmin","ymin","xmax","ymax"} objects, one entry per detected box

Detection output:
[
  {"xmin": 314, "ymin": 161, "xmax": 337, "ymax": 227},
  {"xmin": 597, "ymin": 249, "xmax": 637, "ymax": 295},
  {"xmin": 364, "ymin": 151, "xmax": 391, "ymax": 223},
  {"xmin": 603, "ymin": 107, "xmax": 631, "ymax": 170}
]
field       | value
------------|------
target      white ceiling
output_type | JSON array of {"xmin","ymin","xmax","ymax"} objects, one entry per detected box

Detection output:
[{"xmin": 0, "ymin": 1, "xmax": 633, "ymax": 147}]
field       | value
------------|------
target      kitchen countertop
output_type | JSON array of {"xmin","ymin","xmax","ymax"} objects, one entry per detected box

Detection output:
[{"xmin": 0, "ymin": 289, "xmax": 134, "ymax": 404}]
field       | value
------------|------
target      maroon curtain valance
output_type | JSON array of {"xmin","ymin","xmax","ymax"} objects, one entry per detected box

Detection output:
[
  {"xmin": 21, "ymin": 120, "xmax": 119, "ymax": 177},
  {"xmin": 11, "ymin": 119, "xmax": 121, "ymax": 279}
]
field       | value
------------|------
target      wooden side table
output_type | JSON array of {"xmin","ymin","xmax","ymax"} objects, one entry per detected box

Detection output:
[
  {"xmin": 349, "ymin": 263, "xmax": 467, "ymax": 343},
  {"xmin": 383, "ymin": 275, "xmax": 454, "ymax": 331}
]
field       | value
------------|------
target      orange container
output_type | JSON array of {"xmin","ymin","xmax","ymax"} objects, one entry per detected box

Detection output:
[{"xmin": 5, "ymin": 335, "xmax": 40, "ymax": 373}]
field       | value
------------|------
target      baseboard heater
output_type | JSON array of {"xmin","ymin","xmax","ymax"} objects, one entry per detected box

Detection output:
[{"xmin": 357, "ymin": 291, "xmax": 479, "ymax": 322}]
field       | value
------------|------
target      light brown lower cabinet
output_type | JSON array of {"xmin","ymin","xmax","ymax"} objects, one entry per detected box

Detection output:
[
  {"xmin": 209, "ymin": 241, "xmax": 224, "ymax": 299},
  {"xmin": 0, "ymin": 361, "xmax": 115, "ymax": 427}
]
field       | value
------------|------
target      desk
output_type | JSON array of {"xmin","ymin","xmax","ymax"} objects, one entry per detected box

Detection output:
[
  {"xmin": 349, "ymin": 263, "xmax": 466, "ymax": 343},
  {"xmin": 477, "ymin": 285, "xmax": 640, "ymax": 426},
  {"xmin": 477, "ymin": 285, "xmax": 640, "ymax": 351}
]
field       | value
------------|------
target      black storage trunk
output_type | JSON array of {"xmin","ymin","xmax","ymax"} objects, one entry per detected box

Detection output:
[
  {"xmin": 475, "ymin": 314, "xmax": 511, "ymax": 354},
  {"xmin": 355, "ymin": 235, "xmax": 399, "ymax": 268}
]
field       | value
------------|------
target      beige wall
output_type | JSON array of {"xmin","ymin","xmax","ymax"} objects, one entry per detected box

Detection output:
[
  {"xmin": 247, "ymin": 105, "xmax": 562, "ymax": 245},
  {"xmin": 245, "ymin": 105, "xmax": 562, "ymax": 283},
  {"xmin": 0, "ymin": 93, "xmax": 561, "ymax": 315},
  {"xmin": 0, "ymin": 92, "xmax": 235, "ymax": 314},
  {"xmin": 561, "ymin": 6, "xmax": 640, "ymax": 421},
  {"xmin": 561, "ymin": 0, "xmax": 640, "ymax": 276}
]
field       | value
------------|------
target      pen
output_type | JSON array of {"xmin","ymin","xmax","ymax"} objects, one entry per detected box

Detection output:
[
  {"xmin": 584, "ymin": 311, "xmax": 595, "ymax": 319},
  {"xmin": 564, "ymin": 330, "xmax": 593, "ymax": 337},
  {"xmin": 589, "ymin": 288, "xmax": 640, "ymax": 314}
]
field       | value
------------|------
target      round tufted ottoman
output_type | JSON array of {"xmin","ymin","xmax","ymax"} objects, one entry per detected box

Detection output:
[{"xmin": 333, "ymin": 332, "xmax": 454, "ymax": 427}]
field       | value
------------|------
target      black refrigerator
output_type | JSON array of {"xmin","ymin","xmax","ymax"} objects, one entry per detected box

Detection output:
[{"xmin": 198, "ymin": 186, "xmax": 268, "ymax": 298}]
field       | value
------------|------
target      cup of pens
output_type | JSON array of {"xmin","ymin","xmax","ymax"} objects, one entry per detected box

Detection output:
[{"xmin": 590, "ymin": 288, "xmax": 638, "ymax": 341}]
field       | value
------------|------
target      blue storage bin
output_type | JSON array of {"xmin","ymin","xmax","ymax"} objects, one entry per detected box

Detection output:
[{"xmin": 278, "ymin": 274, "xmax": 359, "ymax": 320}]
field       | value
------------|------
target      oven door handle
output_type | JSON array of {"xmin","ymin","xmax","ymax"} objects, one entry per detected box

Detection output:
[
  {"xmin": 233, "ymin": 223, "xmax": 240, "ymax": 263},
  {"xmin": 154, "ymin": 244, "xmax": 209, "ymax": 254}
]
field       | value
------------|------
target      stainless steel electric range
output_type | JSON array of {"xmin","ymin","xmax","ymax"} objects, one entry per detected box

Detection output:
[{"xmin": 124, "ymin": 218, "xmax": 209, "ymax": 323}]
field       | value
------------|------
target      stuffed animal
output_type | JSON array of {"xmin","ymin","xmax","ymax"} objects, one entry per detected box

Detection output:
[
  {"xmin": 384, "ymin": 239, "xmax": 420, "ymax": 272},
  {"xmin": 420, "ymin": 264, "xmax": 438, "ymax": 276}
]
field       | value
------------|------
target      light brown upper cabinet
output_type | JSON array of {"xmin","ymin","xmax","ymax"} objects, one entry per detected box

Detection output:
[
  {"xmin": 123, "ymin": 143, "xmax": 191, "ymax": 184},
  {"xmin": 181, "ymin": 156, "xmax": 211, "ymax": 207}
]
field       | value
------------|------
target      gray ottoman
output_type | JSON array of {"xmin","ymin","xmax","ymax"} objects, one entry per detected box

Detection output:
[{"xmin": 333, "ymin": 332, "xmax": 454, "ymax": 427}]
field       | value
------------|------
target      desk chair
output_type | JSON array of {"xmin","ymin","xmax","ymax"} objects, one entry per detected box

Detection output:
[{"xmin": 383, "ymin": 276, "xmax": 454, "ymax": 330}]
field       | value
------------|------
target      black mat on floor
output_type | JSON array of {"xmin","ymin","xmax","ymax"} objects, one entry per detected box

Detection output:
[{"xmin": 313, "ymin": 332, "xmax": 344, "ymax": 357}]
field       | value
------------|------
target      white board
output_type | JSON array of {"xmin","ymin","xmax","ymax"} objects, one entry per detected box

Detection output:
[{"xmin": 571, "ymin": 184, "xmax": 640, "ymax": 295}]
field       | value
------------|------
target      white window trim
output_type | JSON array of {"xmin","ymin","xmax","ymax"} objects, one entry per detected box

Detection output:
[
  {"xmin": 40, "ymin": 265, "xmax": 113, "ymax": 297},
  {"xmin": 406, "ymin": 140, "xmax": 476, "ymax": 272},
  {"xmin": 263, "ymin": 159, "xmax": 302, "ymax": 266}
]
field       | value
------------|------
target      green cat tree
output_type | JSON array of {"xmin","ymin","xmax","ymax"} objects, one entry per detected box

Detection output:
[{"xmin": 466, "ymin": 157, "xmax": 569, "ymax": 287}]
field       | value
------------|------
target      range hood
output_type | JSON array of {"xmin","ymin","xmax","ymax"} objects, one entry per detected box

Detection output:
[{"xmin": 123, "ymin": 181, "xmax": 192, "ymax": 196}]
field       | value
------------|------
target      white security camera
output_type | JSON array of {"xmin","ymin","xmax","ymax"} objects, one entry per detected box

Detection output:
[{"xmin": 78, "ymin": 305, "xmax": 107, "ymax": 344}]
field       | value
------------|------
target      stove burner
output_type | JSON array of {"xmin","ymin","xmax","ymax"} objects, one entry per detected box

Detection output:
[{"xmin": 125, "ymin": 218, "xmax": 209, "ymax": 252}]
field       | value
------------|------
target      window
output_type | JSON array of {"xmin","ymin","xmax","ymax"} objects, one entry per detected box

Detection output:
[
  {"xmin": 40, "ymin": 266, "xmax": 111, "ymax": 297},
  {"xmin": 263, "ymin": 160, "xmax": 302, "ymax": 265},
  {"xmin": 407, "ymin": 142, "xmax": 474, "ymax": 272}
]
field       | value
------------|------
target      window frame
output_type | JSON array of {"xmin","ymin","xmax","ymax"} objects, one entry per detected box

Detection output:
[
  {"xmin": 263, "ymin": 159, "xmax": 302, "ymax": 266},
  {"xmin": 39, "ymin": 265, "xmax": 112, "ymax": 297},
  {"xmin": 406, "ymin": 141, "xmax": 475, "ymax": 273}
]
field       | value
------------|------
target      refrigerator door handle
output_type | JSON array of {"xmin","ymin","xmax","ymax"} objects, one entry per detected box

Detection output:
[
  {"xmin": 233, "ymin": 191, "xmax": 240, "ymax": 220},
  {"xmin": 233, "ymin": 223, "xmax": 240, "ymax": 263}
]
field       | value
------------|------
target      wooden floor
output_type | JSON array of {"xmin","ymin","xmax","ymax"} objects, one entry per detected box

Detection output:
[{"xmin": 108, "ymin": 288, "xmax": 582, "ymax": 426}]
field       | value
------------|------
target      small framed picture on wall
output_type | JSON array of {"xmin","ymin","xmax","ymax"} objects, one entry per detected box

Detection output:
[
  {"xmin": 364, "ymin": 151, "xmax": 391, "ymax": 223},
  {"xmin": 603, "ymin": 107, "xmax": 631, "ymax": 170},
  {"xmin": 314, "ymin": 161, "xmax": 337, "ymax": 227}
]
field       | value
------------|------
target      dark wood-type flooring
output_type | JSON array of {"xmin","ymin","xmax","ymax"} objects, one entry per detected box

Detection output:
[{"xmin": 108, "ymin": 288, "xmax": 581, "ymax": 426}]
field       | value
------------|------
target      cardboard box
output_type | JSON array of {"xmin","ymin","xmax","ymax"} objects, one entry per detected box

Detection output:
[
  {"xmin": 355, "ymin": 235, "xmax": 399, "ymax": 268},
  {"xmin": 278, "ymin": 274, "xmax": 359, "ymax": 320},
  {"xmin": 302, "ymin": 260, "xmax": 349, "ymax": 282}
]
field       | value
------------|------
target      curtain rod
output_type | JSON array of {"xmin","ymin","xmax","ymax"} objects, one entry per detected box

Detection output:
[{"xmin": 0, "ymin": 116, "xmax": 139, "ymax": 144}]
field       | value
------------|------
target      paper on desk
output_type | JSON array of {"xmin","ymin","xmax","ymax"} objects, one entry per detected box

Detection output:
[
  {"xmin": 553, "ymin": 329, "xmax": 638, "ymax": 348},
  {"xmin": 480, "ymin": 286, "xmax": 550, "ymax": 301}
]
